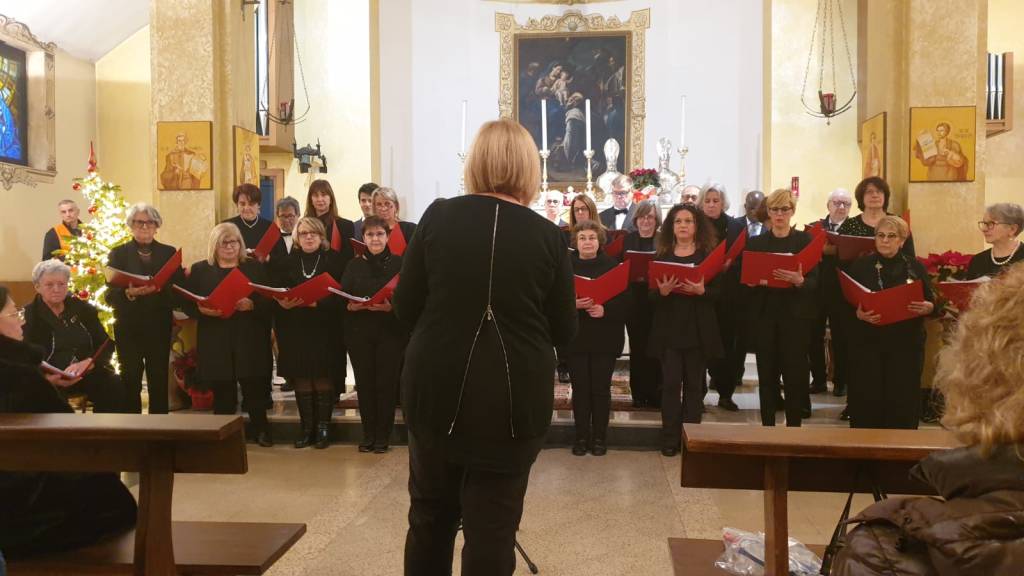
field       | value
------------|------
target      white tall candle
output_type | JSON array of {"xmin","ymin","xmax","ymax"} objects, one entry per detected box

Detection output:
[
  {"xmin": 680, "ymin": 95, "xmax": 687, "ymax": 148},
  {"xmin": 541, "ymin": 99, "xmax": 548, "ymax": 151},
  {"xmin": 585, "ymin": 99, "xmax": 592, "ymax": 151},
  {"xmin": 460, "ymin": 100, "xmax": 467, "ymax": 153}
]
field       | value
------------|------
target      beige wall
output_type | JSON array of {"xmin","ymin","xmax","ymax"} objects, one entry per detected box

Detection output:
[
  {"xmin": 986, "ymin": 0, "xmax": 1024, "ymax": 208},
  {"xmin": 96, "ymin": 25, "xmax": 152, "ymax": 207},
  {"xmin": 769, "ymin": 0, "xmax": 861, "ymax": 226},
  {"xmin": 0, "ymin": 51, "xmax": 96, "ymax": 283}
]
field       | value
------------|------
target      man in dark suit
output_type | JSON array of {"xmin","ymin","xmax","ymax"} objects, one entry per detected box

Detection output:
[
  {"xmin": 352, "ymin": 182, "xmax": 379, "ymax": 240},
  {"xmin": 599, "ymin": 175, "xmax": 637, "ymax": 231},
  {"xmin": 270, "ymin": 196, "xmax": 301, "ymax": 393},
  {"xmin": 814, "ymin": 189, "xmax": 853, "ymax": 413}
]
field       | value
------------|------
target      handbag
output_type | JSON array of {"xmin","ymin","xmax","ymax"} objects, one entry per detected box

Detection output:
[{"xmin": 819, "ymin": 468, "xmax": 887, "ymax": 575}]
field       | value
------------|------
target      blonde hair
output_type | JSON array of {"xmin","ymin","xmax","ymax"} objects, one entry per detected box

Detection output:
[
  {"xmin": 764, "ymin": 188, "xmax": 797, "ymax": 211},
  {"xmin": 372, "ymin": 187, "xmax": 401, "ymax": 217},
  {"xmin": 936, "ymin": 264, "xmax": 1024, "ymax": 454},
  {"xmin": 875, "ymin": 215, "xmax": 909, "ymax": 239},
  {"xmin": 464, "ymin": 119, "xmax": 541, "ymax": 205},
  {"xmin": 294, "ymin": 217, "xmax": 329, "ymax": 251},
  {"xmin": 206, "ymin": 222, "xmax": 248, "ymax": 265}
]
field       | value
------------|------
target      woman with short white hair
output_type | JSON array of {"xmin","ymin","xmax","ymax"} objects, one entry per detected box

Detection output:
[
  {"xmin": 105, "ymin": 203, "xmax": 181, "ymax": 414},
  {"xmin": 371, "ymin": 186, "xmax": 417, "ymax": 248},
  {"xmin": 967, "ymin": 202, "xmax": 1024, "ymax": 279}
]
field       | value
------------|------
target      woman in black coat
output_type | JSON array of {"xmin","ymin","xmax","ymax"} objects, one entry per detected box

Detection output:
[
  {"xmin": 567, "ymin": 220, "xmax": 630, "ymax": 457},
  {"xmin": 341, "ymin": 215, "xmax": 407, "ymax": 454},
  {"xmin": 649, "ymin": 204, "xmax": 723, "ymax": 455},
  {"xmin": 223, "ymin": 183, "xmax": 275, "ymax": 256},
  {"xmin": 106, "ymin": 203, "xmax": 180, "ymax": 414},
  {"xmin": 846, "ymin": 216, "xmax": 934, "ymax": 430},
  {"xmin": 744, "ymin": 189, "xmax": 820, "ymax": 427},
  {"xmin": 0, "ymin": 285, "xmax": 137, "ymax": 560},
  {"xmin": 393, "ymin": 119, "xmax": 577, "ymax": 576},
  {"xmin": 179, "ymin": 223, "xmax": 274, "ymax": 446},
  {"xmin": 272, "ymin": 217, "xmax": 344, "ymax": 449},
  {"xmin": 621, "ymin": 200, "xmax": 662, "ymax": 408}
]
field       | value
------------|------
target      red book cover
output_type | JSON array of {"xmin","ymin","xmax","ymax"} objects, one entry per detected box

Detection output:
[
  {"xmin": 330, "ymin": 274, "xmax": 399, "ymax": 306},
  {"xmin": 604, "ymin": 230, "xmax": 627, "ymax": 258},
  {"xmin": 249, "ymin": 272, "xmax": 341, "ymax": 307},
  {"xmin": 936, "ymin": 278, "xmax": 989, "ymax": 311},
  {"xmin": 839, "ymin": 271, "xmax": 926, "ymax": 326},
  {"xmin": 826, "ymin": 232, "xmax": 877, "ymax": 261},
  {"xmin": 330, "ymin": 221, "xmax": 342, "ymax": 252},
  {"xmin": 388, "ymin": 225, "xmax": 407, "ymax": 256},
  {"xmin": 574, "ymin": 261, "xmax": 630, "ymax": 305},
  {"xmin": 740, "ymin": 231, "xmax": 825, "ymax": 288},
  {"xmin": 724, "ymin": 228, "xmax": 747, "ymax": 267},
  {"xmin": 623, "ymin": 250, "xmax": 656, "ymax": 283},
  {"xmin": 106, "ymin": 249, "xmax": 182, "ymax": 290},
  {"xmin": 173, "ymin": 268, "xmax": 254, "ymax": 319},
  {"xmin": 647, "ymin": 242, "xmax": 727, "ymax": 293},
  {"xmin": 350, "ymin": 238, "xmax": 368, "ymax": 257},
  {"xmin": 250, "ymin": 224, "xmax": 282, "ymax": 262}
]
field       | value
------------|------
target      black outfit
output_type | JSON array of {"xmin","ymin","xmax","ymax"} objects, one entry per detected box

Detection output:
[
  {"xmin": 223, "ymin": 215, "xmax": 273, "ymax": 254},
  {"xmin": 316, "ymin": 213, "xmax": 356, "ymax": 396},
  {"xmin": 966, "ymin": 245, "xmax": 1024, "ymax": 279},
  {"xmin": 621, "ymin": 232, "xmax": 661, "ymax": 407},
  {"xmin": 179, "ymin": 260, "xmax": 273, "ymax": 431},
  {"xmin": 567, "ymin": 252, "xmax": 629, "ymax": 451},
  {"xmin": 745, "ymin": 228, "xmax": 820, "ymax": 427},
  {"xmin": 648, "ymin": 249, "xmax": 723, "ymax": 448},
  {"xmin": 342, "ymin": 249, "xmax": 407, "ymax": 450},
  {"xmin": 598, "ymin": 204, "xmax": 637, "ymax": 231},
  {"xmin": 0, "ymin": 335, "xmax": 137, "ymax": 559},
  {"xmin": 41, "ymin": 224, "xmax": 81, "ymax": 261},
  {"xmin": 718, "ymin": 215, "xmax": 754, "ymax": 402},
  {"xmin": 394, "ymin": 195, "xmax": 576, "ymax": 576},
  {"xmin": 837, "ymin": 214, "xmax": 916, "ymax": 257},
  {"xmin": 105, "ymin": 240, "xmax": 180, "ymax": 414},
  {"xmin": 845, "ymin": 253, "xmax": 934, "ymax": 429},
  {"xmin": 23, "ymin": 295, "xmax": 125, "ymax": 413},
  {"xmin": 811, "ymin": 216, "xmax": 847, "ymax": 395},
  {"xmin": 390, "ymin": 220, "xmax": 419, "ymax": 247}
]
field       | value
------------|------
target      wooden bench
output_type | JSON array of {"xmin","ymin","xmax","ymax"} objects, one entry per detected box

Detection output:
[
  {"xmin": 0, "ymin": 414, "xmax": 306, "ymax": 575},
  {"xmin": 670, "ymin": 424, "xmax": 961, "ymax": 576}
]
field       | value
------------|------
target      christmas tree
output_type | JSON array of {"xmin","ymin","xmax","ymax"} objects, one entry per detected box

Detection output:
[{"xmin": 63, "ymin": 143, "xmax": 132, "ymax": 338}]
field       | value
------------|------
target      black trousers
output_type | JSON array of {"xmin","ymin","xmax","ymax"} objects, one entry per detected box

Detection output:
[
  {"xmin": 848, "ymin": 334, "xmax": 923, "ymax": 430},
  {"xmin": 626, "ymin": 286, "xmax": 661, "ymax": 406},
  {"xmin": 115, "ymin": 320, "xmax": 172, "ymax": 414},
  {"xmin": 660, "ymin": 347, "xmax": 706, "ymax": 448},
  {"xmin": 808, "ymin": 312, "xmax": 828, "ymax": 386},
  {"xmin": 754, "ymin": 316, "xmax": 810, "ymax": 426},
  {"xmin": 348, "ymin": 334, "xmax": 403, "ymax": 447},
  {"xmin": 708, "ymin": 300, "xmax": 738, "ymax": 401},
  {"xmin": 66, "ymin": 367, "xmax": 126, "ymax": 413},
  {"xmin": 210, "ymin": 377, "xmax": 268, "ymax": 416},
  {"xmin": 566, "ymin": 353, "xmax": 615, "ymax": 444},
  {"xmin": 405, "ymin": 433, "xmax": 532, "ymax": 576}
]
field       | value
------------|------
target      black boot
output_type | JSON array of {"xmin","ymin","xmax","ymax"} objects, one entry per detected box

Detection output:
[
  {"xmin": 294, "ymin": 392, "xmax": 317, "ymax": 449},
  {"xmin": 314, "ymin": 393, "xmax": 333, "ymax": 449},
  {"xmin": 249, "ymin": 409, "xmax": 274, "ymax": 447}
]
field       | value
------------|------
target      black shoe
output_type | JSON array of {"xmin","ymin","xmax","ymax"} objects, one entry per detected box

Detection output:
[
  {"xmin": 557, "ymin": 365, "xmax": 571, "ymax": 384},
  {"xmin": 718, "ymin": 397, "xmax": 739, "ymax": 411},
  {"xmin": 294, "ymin": 392, "xmax": 317, "ymax": 449},
  {"xmin": 257, "ymin": 429, "xmax": 274, "ymax": 447},
  {"xmin": 358, "ymin": 436, "xmax": 374, "ymax": 452},
  {"xmin": 661, "ymin": 446, "xmax": 679, "ymax": 457},
  {"xmin": 839, "ymin": 406, "xmax": 850, "ymax": 421},
  {"xmin": 801, "ymin": 407, "xmax": 812, "ymax": 419},
  {"xmin": 591, "ymin": 440, "xmax": 607, "ymax": 456},
  {"xmin": 248, "ymin": 411, "xmax": 273, "ymax": 447},
  {"xmin": 809, "ymin": 381, "xmax": 827, "ymax": 394},
  {"xmin": 373, "ymin": 445, "xmax": 389, "ymax": 454},
  {"xmin": 280, "ymin": 381, "xmax": 294, "ymax": 392},
  {"xmin": 833, "ymin": 382, "xmax": 847, "ymax": 397},
  {"xmin": 314, "ymin": 394, "xmax": 334, "ymax": 449},
  {"xmin": 571, "ymin": 441, "xmax": 587, "ymax": 456}
]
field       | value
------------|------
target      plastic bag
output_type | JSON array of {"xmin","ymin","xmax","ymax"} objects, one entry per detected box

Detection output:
[{"xmin": 714, "ymin": 527, "xmax": 822, "ymax": 576}]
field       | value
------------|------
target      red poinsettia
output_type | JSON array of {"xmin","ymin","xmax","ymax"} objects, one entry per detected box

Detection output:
[
  {"xmin": 919, "ymin": 251, "xmax": 971, "ymax": 282},
  {"xmin": 628, "ymin": 168, "xmax": 660, "ymax": 191}
]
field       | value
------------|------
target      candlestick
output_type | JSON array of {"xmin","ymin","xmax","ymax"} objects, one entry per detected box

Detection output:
[
  {"xmin": 585, "ymin": 99, "xmax": 592, "ymax": 151},
  {"xmin": 541, "ymin": 99, "xmax": 548, "ymax": 152},
  {"xmin": 540, "ymin": 149, "xmax": 550, "ymax": 193},
  {"xmin": 457, "ymin": 151, "xmax": 466, "ymax": 195},
  {"xmin": 460, "ymin": 100, "xmax": 467, "ymax": 154},
  {"xmin": 583, "ymin": 148, "xmax": 595, "ymax": 197},
  {"xmin": 679, "ymin": 95, "xmax": 686, "ymax": 149},
  {"xmin": 676, "ymin": 146, "xmax": 689, "ymax": 188}
]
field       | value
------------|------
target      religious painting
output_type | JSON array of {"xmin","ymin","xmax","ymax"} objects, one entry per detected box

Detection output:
[
  {"xmin": 233, "ymin": 126, "xmax": 260, "ymax": 187},
  {"xmin": 0, "ymin": 42, "xmax": 28, "ymax": 166},
  {"xmin": 497, "ymin": 10, "xmax": 650, "ymax": 196},
  {"xmin": 157, "ymin": 121, "xmax": 213, "ymax": 190},
  {"xmin": 860, "ymin": 112, "xmax": 886, "ymax": 180},
  {"xmin": 909, "ymin": 106, "xmax": 976, "ymax": 183}
]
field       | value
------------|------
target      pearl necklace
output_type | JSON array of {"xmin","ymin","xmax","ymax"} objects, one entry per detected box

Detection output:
[
  {"xmin": 991, "ymin": 241, "xmax": 1021, "ymax": 266},
  {"xmin": 300, "ymin": 253, "xmax": 321, "ymax": 279}
]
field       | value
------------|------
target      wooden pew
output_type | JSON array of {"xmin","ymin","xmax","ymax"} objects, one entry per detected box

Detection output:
[
  {"xmin": 670, "ymin": 424, "xmax": 961, "ymax": 576},
  {"xmin": 0, "ymin": 414, "xmax": 306, "ymax": 575}
]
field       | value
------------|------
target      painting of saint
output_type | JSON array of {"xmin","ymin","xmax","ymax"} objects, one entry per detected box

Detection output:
[
  {"xmin": 0, "ymin": 43, "xmax": 28, "ymax": 166},
  {"xmin": 233, "ymin": 126, "xmax": 260, "ymax": 187},
  {"xmin": 909, "ymin": 106, "xmax": 975, "ymax": 183},
  {"xmin": 860, "ymin": 112, "xmax": 886, "ymax": 179},
  {"xmin": 157, "ymin": 121, "xmax": 213, "ymax": 190}
]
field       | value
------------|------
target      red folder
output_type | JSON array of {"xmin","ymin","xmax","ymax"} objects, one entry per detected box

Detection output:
[
  {"xmin": 604, "ymin": 230, "xmax": 627, "ymax": 258},
  {"xmin": 330, "ymin": 274, "xmax": 399, "ymax": 306},
  {"xmin": 250, "ymin": 224, "xmax": 282, "ymax": 262},
  {"xmin": 350, "ymin": 238, "xmax": 368, "ymax": 257},
  {"xmin": 249, "ymin": 272, "xmax": 341, "ymax": 307},
  {"xmin": 826, "ymin": 232, "xmax": 877, "ymax": 261},
  {"xmin": 388, "ymin": 225, "xmax": 408, "ymax": 256},
  {"xmin": 106, "ymin": 249, "xmax": 182, "ymax": 290},
  {"xmin": 330, "ymin": 222, "xmax": 342, "ymax": 252},
  {"xmin": 936, "ymin": 278, "xmax": 988, "ymax": 311},
  {"xmin": 839, "ymin": 271, "xmax": 926, "ymax": 326},
  {"xmin": 740, "ymin": 231, "xmax": 826, "ymax": 288},
  {"xmin": 624, "ymin": 250, "xmax": 656, "ymax": 283},
  {"xmin": 574, "ymin": 262, "xmax": 630, "ymax": 305},
  {"xmin": 724, "ymin": 229, "xmax": 747, "ymax": 267},
  {"xmin": 647, "ymin": 242, "xmax": 727, "ymax": 294},
  {"xmin": 173, "ymin": 268, "xmax": 254, "ymax": 319}
]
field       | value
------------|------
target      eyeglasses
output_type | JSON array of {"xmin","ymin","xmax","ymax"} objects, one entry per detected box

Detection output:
[
  {"xmin": 875, "ymin": 232, "xmax": 901, "ymax": 241},
  {"xmin": 131, "ymin": 220, "xmax": 157, "ymax": 229},
  {"xmin": 546, "ymin": 200, "xmax": 561, "ymax": 205},
  {"xmin": 573, "ymin": 206, "xmax": 590, "ymax": 213},
  {"xmin": 768, "ymin": 206, "xmax": 793, "ymax": 214},
  {"xmin": 297, "ymin": 231, "xmax": 320, "ymax": 238},
  {"xmin": 612, "ymin": 191, "xmax": 628, "ymax": 197},
  {"xmin": 978, "ymin": 220, "xmax": 1009, "ymax": 231},
  {"xmin": 219, "ymin": 239, "xmax": 241, "ymax": 247},
  {"xmin": 1, "ymin": 307, "xmax": 24, "ymax": 321},
  {"xmin": 829, "ymin": 201, "xmax": 852, "ymax": 208}
]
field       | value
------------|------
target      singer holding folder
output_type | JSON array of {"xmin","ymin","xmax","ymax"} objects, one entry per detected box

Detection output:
[
  {"xmin": 341, "ymin": 215, "xmax": 407, "ymax": 454},
  {"xmin": 105, "ymin": 203, "xmax": 180, "ymax": 414},
  {"xmin": 371, "ymin": 187, "xmax": 417, "ymax": 255},
  {"xmin": 837, "ymin": 177, "xmax": 916, "ymax": 258},
  {"xmin": 179, "ymin": 223, "xmax": 274, "ymax": 446},
  {"xmin": 744, "ymin": 189, "xmax": 819, "ymax": 427},
  {"xmin": 272, "ymin": 217, "xmax": 345, "ymax": 449},
  {"xmin": 846, "ymin": 216, "xmax": 935, "ymax": 430},
  {"xmin": 648, "ymin": 205, "xmax": 723, "ymax": 455},
  {"xmin": 223, "ymin": 183, "xmax": 275, "ymax": 258},
  {"xmin": 621, "ymin": 200, "xmax": 662, "ymax": 408}
]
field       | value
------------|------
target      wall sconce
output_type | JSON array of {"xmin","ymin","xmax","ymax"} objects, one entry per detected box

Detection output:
[{"xmin": 293, "ymin": 140, "xmax": 328, "ymax": 174}]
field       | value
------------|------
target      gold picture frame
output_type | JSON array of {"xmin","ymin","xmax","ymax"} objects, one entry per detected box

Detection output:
[
  {"xmin": 909, "ymin": 106, "xmax": 976, "ymax": 183},
  {"xmin": 496, "ymin": 10, "xmax": 649, "ymax": 193},
  {"xmin": 156, "ymin": 121, "xmax": 213, "ymax": 191},
  {"xmin": 233, "ymin": 126, "xmax": 260, "ymax": 188},
  {"xmin": 860, "ymin": 112, "xmax": 886, "ymax": 180}
]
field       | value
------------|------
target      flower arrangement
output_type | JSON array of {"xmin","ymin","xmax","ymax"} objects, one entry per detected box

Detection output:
[
  {"xmin": 628, "ymin": 168, "xmax": 660, "ymax": 190},
  {"xmin": 171, "ymin": 349, "xmax": 213, "ymax": 410},
  {"xmin": 918, "ymin": 250, "xmax": 972, "ymax": 316}
]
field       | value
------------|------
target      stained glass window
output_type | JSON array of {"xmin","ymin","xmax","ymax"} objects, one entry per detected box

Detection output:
[{"xmin": 0, "ymin": 42, "xmax": 28, "ymax": 166}]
